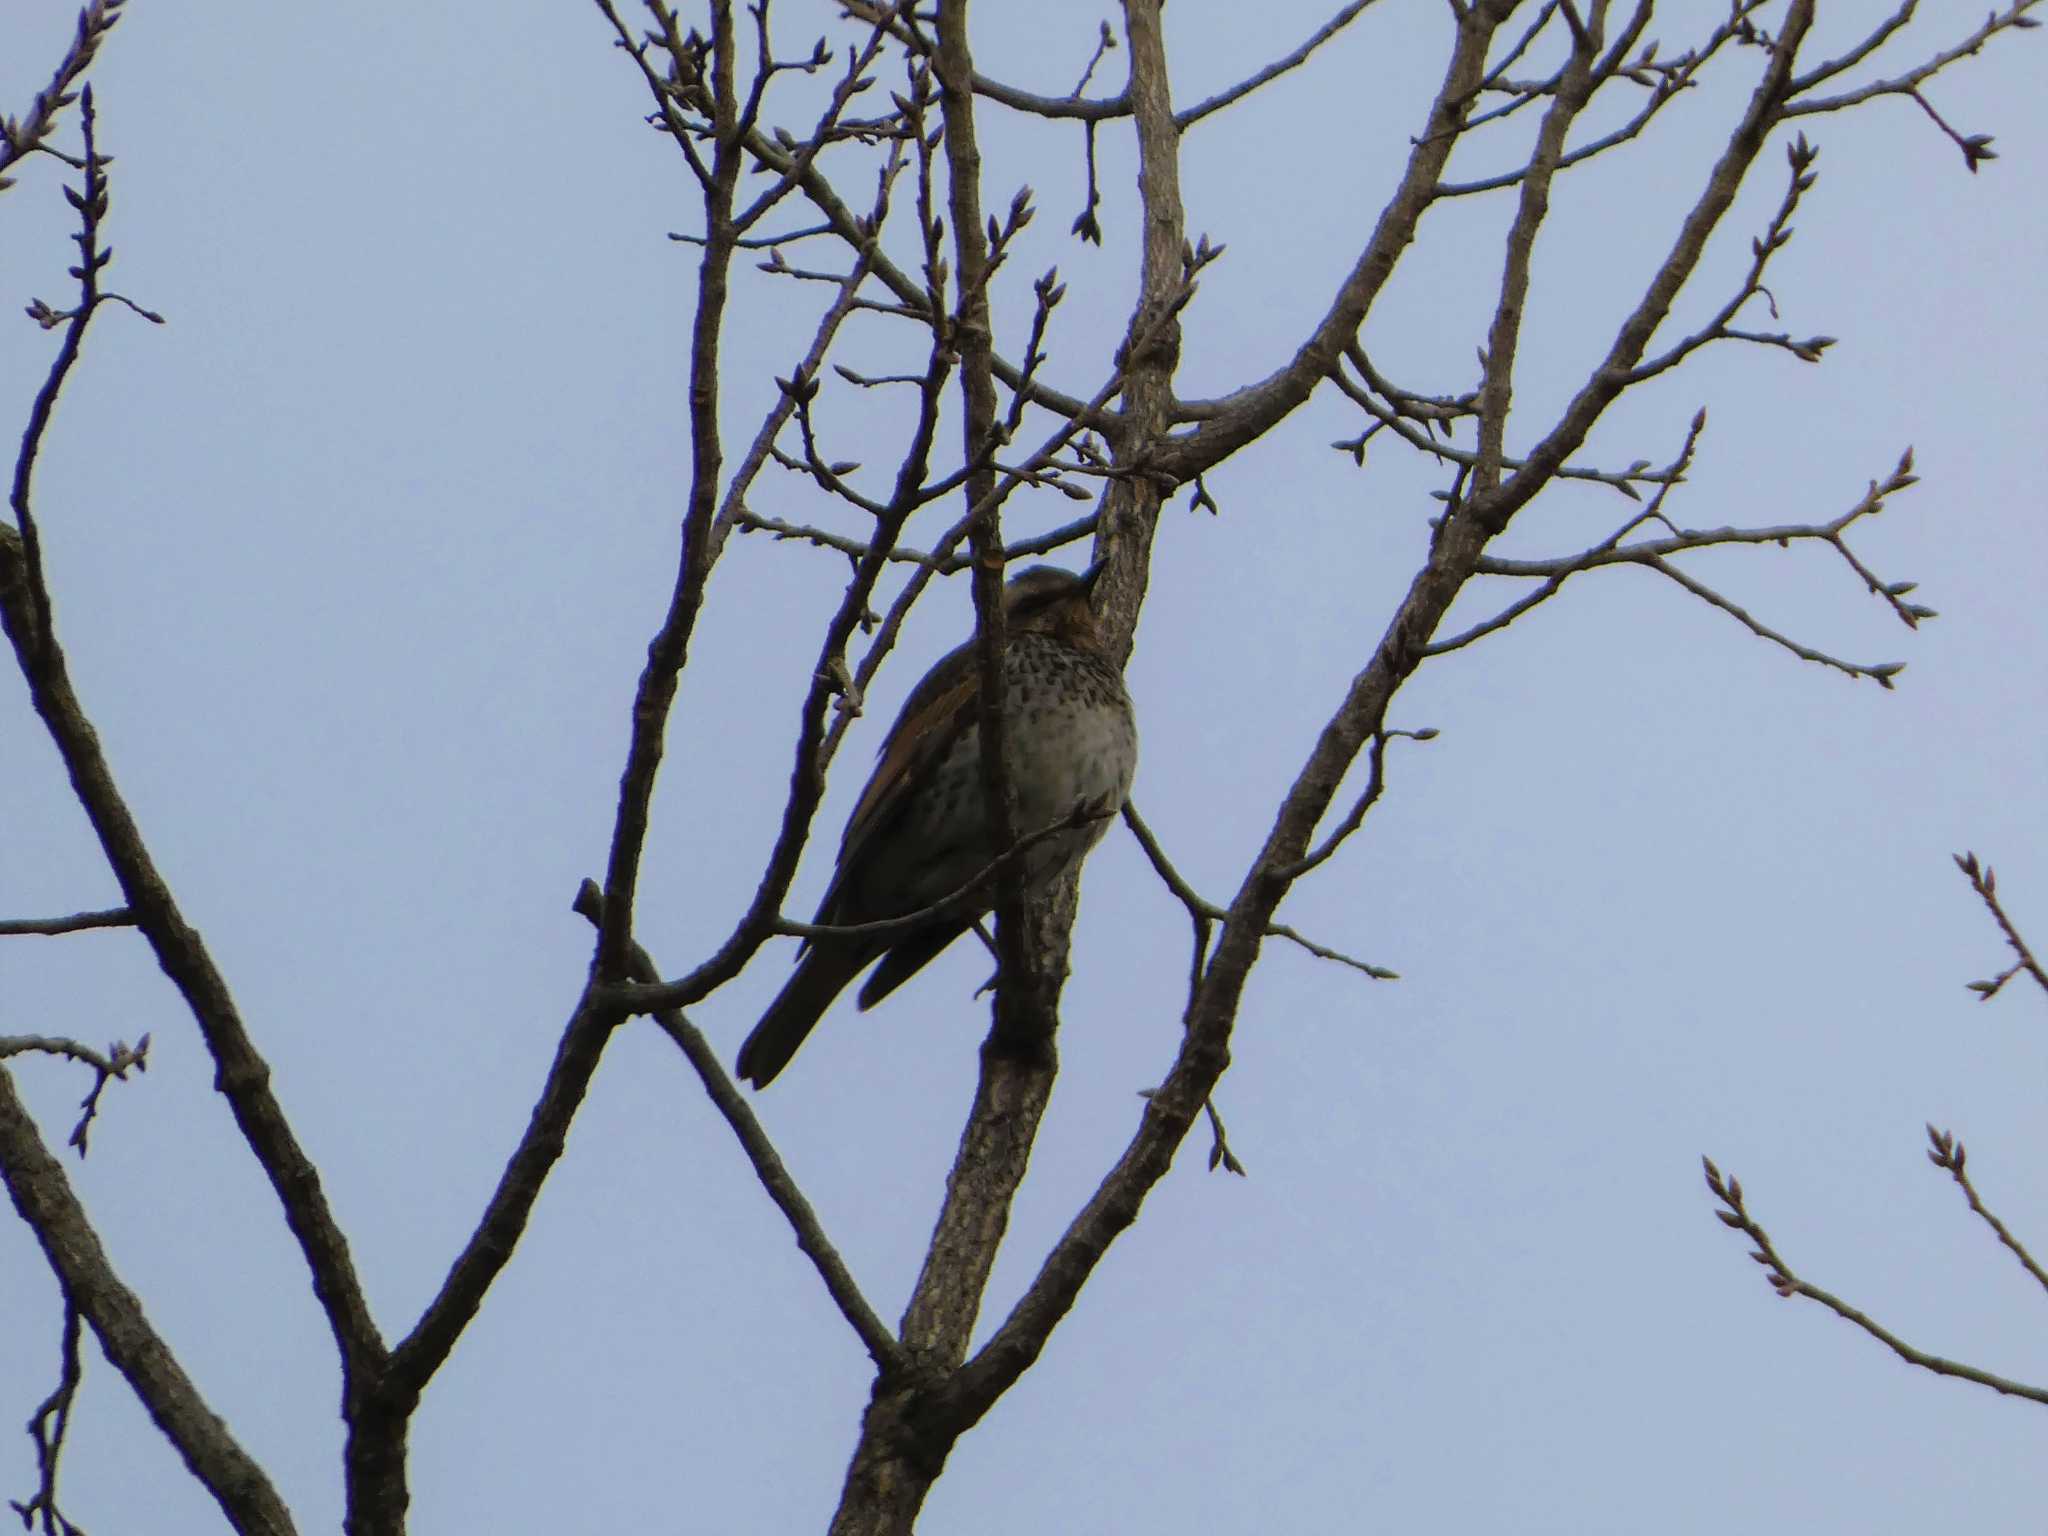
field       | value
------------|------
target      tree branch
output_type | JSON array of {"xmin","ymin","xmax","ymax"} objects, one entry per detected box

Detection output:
[
  {"xmin": 0, "ymin": 0, "xmax": 126, "ymax": 191},
  {"xmin": 1955, "ymin": 852, "xmax": 2048, "ymax": 1002},
  {"xmin": 0, "ymin": 906, "xmax": 132, "ymax": 937},
  {"xmin": 1924, "ymin": 1126, "xmax": 2048, "ymax": 1299},
  {"xmin": 1152, "ymin": 7, "xmax": 1507, "ymax": 482},
  {"xmin": 570, "ymin": 883, "xmax": 908, "ymax": 1375},
  {"xmin": 1, "ymin": 109, "xmax": 387, "ymax": 1398},
  {"xmin": 1702, "ymin": 1158, "xmax": 2048, "ymax": 1407},
  {"xmin": 0, "ymin": 1066, "xmax": 300, "ymax": 1535},
  {"xmin": 0, "ymin": 1032, "xmax": 149, "ymax": 1156}
]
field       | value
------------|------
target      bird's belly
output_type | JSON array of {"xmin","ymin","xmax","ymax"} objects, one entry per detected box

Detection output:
[{"xmin": 863, "ymin": 694, "xmax": 1135, "ymax": 915}]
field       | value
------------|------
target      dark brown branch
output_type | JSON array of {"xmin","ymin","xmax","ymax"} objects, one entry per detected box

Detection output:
[
  {"xmin": 569, "ymin": 884, "xmax": 908, "ymax": 1374},
  {"xmin": 1474, "ymin": 0, "xmax": 1818, "ymax": 535},
  {"xmin": 1282, "ymin": 728, "xmax": 1436, "ymax": 881},
  {"xmin": 814, "ymin": 322, "xmax": 1161, "ymax": 784},
  {"xmin": 1152, "ymin": 8, "xmax": 1507, "ymax": 482},
  {"xmin": 730, "ymin": 1, "xmax": 913, "ymax": 233},
  {"xmin": 0, "ymin": 1067, "xmax": 300, "ymax": 1535},
  {"xmin": 1, "ymin": 113, "xmax": 387, "ymax": 1398},
  {"xmin": 931, "ymin": 7, "xmax": 1840, "ymax": 1438},
  {"xmin": 732, "ymin": 509, "xmax": 1098, "ymax": 570},
  {"xmin": 709, "ymin": 148, "xmax": 905, "ymax": 562},
  {"xmin": 839, "ymin": 55, "xmax": 1048, "ymax": 1530},
  {"xmin": 1329, "ymin": 355, "xmax": 1679, "ymax": 500},
  {"xmin": 631, "ymin": 348, "xmax": 956, "ymax": 1020},
  {"xmin": 590, "ymin": 0, "xmax": 744, "ymax": 983},
  {"xmin": 1702, "ymin": 1158, "xmax": 2048, "ymax": 1406},
  {"xmin": 1175, "ymin": 0, "xmax": 1386, "ymax": 127},
  {"xmin": 8, "ymin": 1303, "xmax": 83, "ymax": 1536},
  {"xmin": 1426, "ymin": 410, "xmax": 1705, "ymax": 653},
  {"xmin": 668, "ymin": 59, "xmax": 1101, "ymax": 427},
  {"xmin": 1120, "ymin": 801, "xmax": 1396, "ymax": 980},
  {"xmin": 390, "ymin": 0, "xmax": 773, "ymax": 1418},
  {"xmin": 1119, "ymin": 799, "xmax": 1215, "ymax": 1015},
  {"xmin": 383, "ymin": 993, "xmax": 616, "ymax": 1403}
]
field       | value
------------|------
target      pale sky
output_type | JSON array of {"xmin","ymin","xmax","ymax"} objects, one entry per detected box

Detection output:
[{"xmin": 5, "ymin": 2, "xmax": 2047, "ymax": 1532}]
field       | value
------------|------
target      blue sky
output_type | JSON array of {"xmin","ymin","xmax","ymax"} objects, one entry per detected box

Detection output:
[{"xmin": 5, "ymin": 2, "xmax": 2047, "ymax": 1531}]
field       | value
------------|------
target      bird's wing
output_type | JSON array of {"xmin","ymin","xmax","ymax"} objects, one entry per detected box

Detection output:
[{"xmin": 812, "ymin": 640, "xmax": 978, "ymax": 921}]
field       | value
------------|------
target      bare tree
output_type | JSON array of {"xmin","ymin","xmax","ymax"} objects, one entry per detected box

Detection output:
[{"xmin": 3, "ymin": 1, "xmax": 2041, "ymax": 1531}]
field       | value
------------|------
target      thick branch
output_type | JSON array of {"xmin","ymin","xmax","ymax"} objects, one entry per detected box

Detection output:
[
  {"xmin": 933, "ymin": 0, "xmax": 1031, "ymax": 1057},
  {"xmin": 5, "ymin": 245, "xmax": 385, "ymax": 1418},
  {"xmin": 1471, "ymin": 0, "xmax": 1607, "ymax": 495},
  {"xmin": 1152, "ymin": 8, "xmax": 1506, "ymax": 481},
  {"xmin": 0, "ymin": 1066, "xmax": 299, "ymax": 1536},
  {"xmin": 1477, "ymin": 0, "xmax": 1817, "ymax": 534}
]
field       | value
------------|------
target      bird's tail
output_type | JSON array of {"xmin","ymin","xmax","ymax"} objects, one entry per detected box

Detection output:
[{"xmin": 736, "ymin": 939, "xmax": 872, "ymax": 1089}]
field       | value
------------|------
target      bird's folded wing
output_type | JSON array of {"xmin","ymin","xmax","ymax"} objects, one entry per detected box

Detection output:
[{"xmin": 813, "ymin": 640, "xmax": 979, "ymax": 920}]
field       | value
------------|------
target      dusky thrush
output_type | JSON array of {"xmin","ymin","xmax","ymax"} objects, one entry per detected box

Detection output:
[{"xmin": 736, "ymin": 563, "xmax": 1137, "ymax": 1089}]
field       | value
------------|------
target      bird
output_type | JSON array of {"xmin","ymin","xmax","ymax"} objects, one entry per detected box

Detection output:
[{"xmin": 736, "ymin": 562, "xmax": 1137, "ymax": 1089}]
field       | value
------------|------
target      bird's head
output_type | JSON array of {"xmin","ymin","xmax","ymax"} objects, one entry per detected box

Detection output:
[{"xmin": 1001, "ymin": 561, "xmax": 1107, "ymax": 643}]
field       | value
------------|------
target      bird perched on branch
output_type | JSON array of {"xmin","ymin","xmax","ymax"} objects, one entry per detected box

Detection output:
[{"xmin": 737, "ymin": 563, "xmax": 1137, "ymax": 1089}]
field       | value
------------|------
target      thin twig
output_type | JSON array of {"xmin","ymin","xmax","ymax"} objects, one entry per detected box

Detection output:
[
  {"xmin": 1925, "ymin": 1126, "xmax": 2048, "ymax": 1298},
  {"xmin": 0, "ymin": 0, "xmax": 126, "ymax": 191},
  {"xmin": 1428, "ymin": 410, "xmax": 1707, "ymax": 655},
  {"xmin": 0, "ymin": 1033, "xmax": 150, "ymax": 1155},
  {"xmin": 1622, "ymin": 135, "xmax": 1833, "ymax": 386},
  {"xmin": 1121, "ymin": 802, "xmax": 1397, "ymax": 980},
  {"xmin": 836, "ymin": 0, "xmax": 1383, "ymax": 131},
  {"xmin": 1175, "ymin": 0, "xmax": 1386, "ymax": 127},
  {"xmin": 570, "ymin": 883, "xmax": 907, "ymax": 1375},
  {"xmin": 732, "ymin": 509, "xmax": 1098, "ymax": 570},
  {"xmin": 1955, "ymin": 852, "xmax": 2048, "ymax": 1002},
  {"xmin": 1784, "ymin": 1, "xmax": 2043, "ymax": 136},
  {"xmin": 1644, "ymin": 554, "xmax": 1904, "ymax": 685},
  {"xmin": 0, "ymin": 906, "xmax": 133, "ymax": 937},
  {"xmin": 1436, "ymin": 3, "xmax": 1766, "ymax": 198},
  {"xmin": 1703, "ymin": 1158, "xmax": 2048, "ymax": 1406},
  {"xmin": 8, "ymin": 1303, "xmax": 85, "ymax": 1536},
  {"xmin": 1283, "ymin": 728, "xmax": 1438, "ymax": 881}
]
